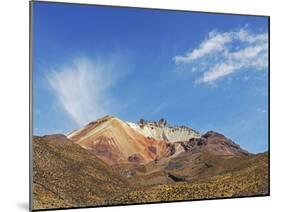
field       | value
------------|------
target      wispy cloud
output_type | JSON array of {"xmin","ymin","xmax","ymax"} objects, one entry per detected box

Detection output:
[
  {"xmin": 47, "ymin": 57, "xmax": 119, "ymax": 126},
  {"xmin": 256, "ymin": 108, "xmax": 267, "ymax": 114},
  {"xmin": 173, "ymin": 28, "xmax": 268, "ymax": 84}
]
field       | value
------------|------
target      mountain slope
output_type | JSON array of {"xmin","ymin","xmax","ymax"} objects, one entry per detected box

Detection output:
[
  {"xmin": 113, "ymin": 131, "xmax": 251, "ymax": 185},
  {"xmin": 67, "ymin": 116, "xmax": 175, "ymax": 165},
  {"xmin": 109, "ymin": 152, "xmax": 269, "ymax": 204},
  {"xmin": 32, "ymin": 134, "xmax": 129, "ymax": 210}
]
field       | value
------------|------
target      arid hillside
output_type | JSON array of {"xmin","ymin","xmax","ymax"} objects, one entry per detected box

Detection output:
[
  {"xmin": 109, "ymin": 152, "xmax": 268, "ymax": 205},
  {"xmin": 32, "ymin": 116, "xmax": 269, "ymax": 210},
  {"xmin": 32, "ymin": 135, "xmax": 130, "ymax": 210}
]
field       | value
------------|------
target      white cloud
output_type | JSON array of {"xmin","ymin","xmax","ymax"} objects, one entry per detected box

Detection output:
[
  {"xmin": 236, "ymin": 28, "xmax": 268, "ymax": 43},
  {"xmin": 196, "ymin": 63, "xmax": 239, "ymax": 84},
  {"xmin": 47, "ymin": 57, "xmax": 118, "ymax": 126},
  {"xmin": 174, "ymin": 27, "xmax": 268, "ymax": 84},
  {"xmin": 174, "ymin": 31, "xmax": 232, "ymax": 63}
]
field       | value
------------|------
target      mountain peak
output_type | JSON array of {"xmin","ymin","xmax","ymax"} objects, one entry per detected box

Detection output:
[
  {"xmin": 138, "ymin": 118, "xmax": 168, "ymax": 128},
  {"xmin": 202, "ymin": 131, "xmax": 225, "ymax": 139},
  {"xmin": 128, "ymin": 118, "xmax": 201, "ymax": 142},
  {"xmin": 87, "ymin": 115, "xmax": 116, "ymax": 125}
]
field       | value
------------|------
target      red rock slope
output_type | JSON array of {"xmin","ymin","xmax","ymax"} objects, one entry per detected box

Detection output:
[{"xmin": 67, "ymin": 116, "xmax": 174, "ymax": 165}]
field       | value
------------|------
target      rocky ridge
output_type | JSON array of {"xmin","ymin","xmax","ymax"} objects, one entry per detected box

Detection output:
[{"xmin": 127, "ymin": 118, "xmax": 201, "ymax": 142}]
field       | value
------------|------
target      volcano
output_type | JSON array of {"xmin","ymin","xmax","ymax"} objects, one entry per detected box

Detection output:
[
  {"xmin": 32, "ymin": 115, "xmax": 268, "ymax": 210},
  {"xmin": 67, "ymin": 116, "xmax": 249, "ymax": 165}
]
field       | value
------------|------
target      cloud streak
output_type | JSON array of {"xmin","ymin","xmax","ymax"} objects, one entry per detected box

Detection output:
[
  {"xmin": 47, "ymin": 57, "xmax": 118, "ymax": 126},
  {"xmin": 174, "ymin": 31, "xmax": 232, "ymax": 63},
  {"xmin": 173, "ymin": 28, "xmax": 268, "ymax": 84}
]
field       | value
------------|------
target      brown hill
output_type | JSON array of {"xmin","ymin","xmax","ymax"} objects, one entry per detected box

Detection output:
[
  {"xmin": 109, "ymin": 152, "xmax": 269, "ymax": 204},
  {"xmin": 110, "ymin": 130, "xmax": 251, "ymax": 185},
  {"xmin": 32, "ymin": 135, "xmax": 129, "ymax": 210}
]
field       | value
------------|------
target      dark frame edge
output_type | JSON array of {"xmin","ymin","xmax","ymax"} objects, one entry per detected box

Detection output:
[
  {"xmin": 29, "ymin": 1, "xmax": 34, "ymax": 211},
  {"xmin": 31, "ymin": 0, "xmax": 269, "ymax": 18},
  {"xmin": 267, "ymin": 16, "xmax": 270, "ymax": 196}
]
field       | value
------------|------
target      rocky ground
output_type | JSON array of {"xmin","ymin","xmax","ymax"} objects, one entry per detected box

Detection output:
[{"xmin": 108, "ymin": 152, "xmax": 268, "ymax": 205}]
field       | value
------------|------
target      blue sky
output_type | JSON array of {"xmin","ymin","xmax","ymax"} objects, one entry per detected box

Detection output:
[{"xmin": 32, "ymin": 2, "xmax": 269, "ymax": 153}]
